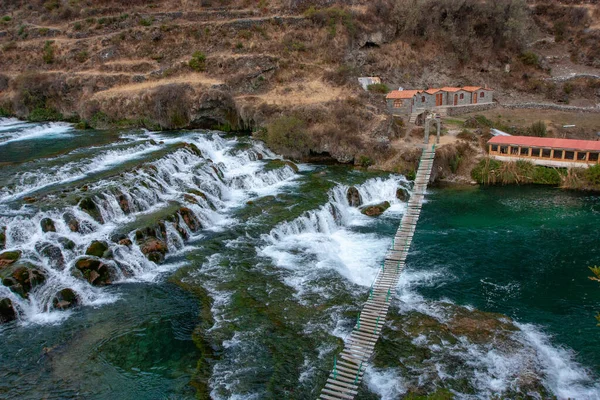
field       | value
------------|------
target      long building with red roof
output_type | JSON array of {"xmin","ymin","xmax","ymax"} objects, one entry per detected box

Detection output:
[
  {"xmin": 385, "ymin": 86, "xmax": 494, "ymax": 120},
  {"xmin": 488, "ymin": 135, "xmax": 600, "ymax": 168}
]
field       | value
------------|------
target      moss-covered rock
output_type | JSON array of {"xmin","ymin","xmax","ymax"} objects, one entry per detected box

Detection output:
[
  {"xmin": 179, "ymin": 207, "xmax": 202, "ymax": 232},
  {"xmin": 265, "ymin": 159, "xmax": 299, "ymax": 173},
  {"xmin": 85, "ymin": 240, "xmax": 109, "ymax": 257},
  {"xmin": 346, "ymin": 186, "xmax": 362, "ymax": 207},
  {"xmin": 116, "ymin": 193, "xmax": 131, "ymax": 214},
  {"xmin": 0, "ymin": 226, "xmax": 7, "ymax": 250},
  {"xmin": 79, "ymin": 197, "xmax": 103, "ymax": 223},
  {"xmin": 40, "ymin": 217, "xmax": 56, "ymax": 233},
  {"xmin": 139, "ymin": 238, "xmax": 168, "ymax": 263},
  {"xmin": 57, "ymin": 236, "xmax": 76, "ymax": 250},
  {"xmin": 1, "ymin": 262, "xmax": 46, "ymax": 298},
  {"xmin": 0, "ymin": 250, "xmax": 21, "ymax": 267},
  {"xmin": 52, "ymin": 288, "xmax": 79, "ymax": 310},
  {"xmin": 0, "ymin": 298, "xmax": 16, "ymax": 323},
  {"xmin": 396, "ymin": 187, "xmax": 409, "ymax": 202},
  {"xmin": 74, "ymin": 257, "xmax": 113, "ymax": 286},
  {"xmin": 360, "ymin": 201, "xmax": 391, "ymax": 217}
]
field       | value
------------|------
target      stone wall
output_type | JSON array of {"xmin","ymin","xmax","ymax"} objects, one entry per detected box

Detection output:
[
  {"xmin": 446, "ymin": 102, "xmax": 498, "ymax": 116},
  {"xmin": 502, "ymin": 103, "xmax": 600, "ymax": 113}
]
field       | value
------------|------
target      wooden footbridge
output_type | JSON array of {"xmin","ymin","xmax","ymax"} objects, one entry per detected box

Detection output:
[{"xmin": 319, "ymin": 144, "xmax": 436, "ymax": 400}]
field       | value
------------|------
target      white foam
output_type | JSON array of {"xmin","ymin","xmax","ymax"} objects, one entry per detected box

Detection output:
[
  {"xmin": 0, "ymin": 121, "xmax": 73, "ymax": 146},
  {"xmin": 364, "ymin": 368, "xmax": 407, "ymax": 400}
]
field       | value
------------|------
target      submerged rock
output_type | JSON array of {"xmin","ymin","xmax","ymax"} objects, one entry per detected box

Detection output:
[
  {"xmin": 85, "ymin": 241, "xmax": 109, "ymax": 258},
  {"xmin": 360, "ymin": 201, "xmax": 391, "ymax": 217},
  {"xmin": 57, "ymin": 237, "xmax": 76, "ymax": 251},
  {"xmin": 346, "ymin": 186, "xmax": 362, "ymax": 207},
  {"xmin": 396, "ymin": 187, "xmax": 410, "ymax": 202},
  {"xmin": 74, "ymin": 258, "xmax": 113, "ymax": 286},
  {"xmin": 52, "ymin": 288, "xmax": 79, "ymax": 310},
  {"xmin": 0, "ymin": 226, "xmax": 6, "ymax": 250},
  {"xmin": 79, "ymin": 197, "xmax": 104, "ymax": 224},
  {"xmin": 0, "ymin": 250, "xmax": 21, "ymax": 267},
  {"xmin": 40, "ymin": 217, "xmax": 56, "ymax": 233},
  {"xmin": 35, "ymin": 242, "xmax": 65, "ymax": 269},
  {"xmin": 0, "ymin": 298, "xmax": 16, "ymax": 323},
  {"xmin": 0, "ymin": 262, "xmax": 46, "ymax": 298}
]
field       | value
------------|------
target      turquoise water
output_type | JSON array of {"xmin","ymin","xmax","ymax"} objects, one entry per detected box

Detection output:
[{"xmin": 1, "ymin": 119, "xmax": 599, "ymax": 399}]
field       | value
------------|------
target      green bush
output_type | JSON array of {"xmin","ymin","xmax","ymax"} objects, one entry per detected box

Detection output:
[
  {"xmin": 449, "ymin": 154, "xmax": 462, "ymax": 173},
  {"xmin": 139, "ymin": 17, "xmax": 153, "ymax": 26},
  {"xmin": 43, "ymin": 40, "xmax": 55, "ymax": 64},
  {"xmin": 520, "ymin": 51, "xmax": 540, "ymax": 67},
  {"xmin": 472, "ymin": 158, "xmax": 562, "ymax": 185},
  {"xmin": 0, "ymin": 107, "xmax": 11, "ymax": 117},
  {"xmin": 367, "ymin": 83, "xmax": 390, "ymax": 94},
  {"xmin": 585, "ymin": 164, "xmax": 600, "ymax": 186},
  {"xmin": 264, "ymin": 116, "xmax": 312, "ymax": 158},
  {"xmin": 73, "ymin": 22, "xmax": 82, "ymax": 30},
  {"xmin": 28, "ymin": 107, "xmax": 62, "ymax": 122},
  {"xmin": 189, "ymin": 51, "xmax": 206, "ymax": 72},
  {"xmin": 527, "ymin": 120, "xmax": 547, "ymax": 137},
  {"xmin": 75, "ymin": 50, "xmax": 88, "ymax": 63},
  {"xmin": 357, "ymin": 155, "xmax": 373, "ymax": 167},
  {"xmin": 2, "ymin": 16, "xmax": 11, "ymax": 22}
]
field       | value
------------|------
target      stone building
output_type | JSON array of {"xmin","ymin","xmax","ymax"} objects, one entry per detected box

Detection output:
[{"xmin": 386, "ymin": 86, "xmax": 494, "ymax": 122}]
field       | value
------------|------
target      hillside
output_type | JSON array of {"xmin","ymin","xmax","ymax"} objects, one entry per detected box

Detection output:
[{"xmin": 1, "ymin": 0, "xmax": 599, "ymax": 173}]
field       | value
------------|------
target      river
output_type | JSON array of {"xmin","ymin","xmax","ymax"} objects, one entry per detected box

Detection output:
[{"xmin": 0, "ymin": 119, "xmax": 599, "ymax": 399}]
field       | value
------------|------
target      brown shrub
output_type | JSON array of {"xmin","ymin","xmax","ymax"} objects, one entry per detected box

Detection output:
[{"xmin": 151, "ymin": 83, "xmax": 193, "ymax": 130}]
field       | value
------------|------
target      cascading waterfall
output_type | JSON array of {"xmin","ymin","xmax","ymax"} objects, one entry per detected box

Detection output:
[{"xmin": 0, "ymin": 129, "xmax": 297, "ymax": 325}]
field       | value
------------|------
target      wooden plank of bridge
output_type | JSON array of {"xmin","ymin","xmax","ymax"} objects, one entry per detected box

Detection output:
[{"xmin": 319, "ymin": 145, "xmax": 436, "ymax": 399}]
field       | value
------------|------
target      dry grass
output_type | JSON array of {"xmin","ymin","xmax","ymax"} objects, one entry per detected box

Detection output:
[
  {"xmin": 236, "ymin": 80, "xmax": 344, "ymax": 106},
  {"xmin": 91, "ymin": 74, "xmax": 223, "ymax": 99}
]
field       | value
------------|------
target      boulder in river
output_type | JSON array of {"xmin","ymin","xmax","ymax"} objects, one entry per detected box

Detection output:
[
  {"xmin": 85, "ymin": 241, "xmax": 109, "ymax": 258},
  {"xmin": 0, "ymin": 226, "xmax": 6, "ymax": 250},
  {"xmin": 396, "ymin": 187, "xmax": 410, "ymax": 202},
  {"xmin": 179, "ymin": 207, "xmax": 202, "ymax": 232},
  {"xmin": 63, "ymin": 212, "xmax": 80, "ymax": 233},
  {"xmin": 117, "ymin": 193, "xmax": 131, "ymax": 214},
  {"xmin": 139, "ymin": 238, "xmax": 168, "ymax": 263},
  {"xmin": 0, "ymin": 298, "xmax": 16, "ymax": 323},
  {"xmin": 40, "ymin": 217, "xmax": 56, "ymax": 233},
  {"xmin": 52, "ymin": 288, "xmax": 79, "ymax": 310},
  {"xmin": 0, "ymin": 250, "xmax": 21, "ymax": 267},
  {"xmin": 346, "ymin": 186, "xmax": 362, "ymax": 207},
  {"xmin": 0, "ymin": 262, "xmax": 46, "ymax": 298},
  {"xmin": 74, "ymin": 258, "xmax": 113, "ymax": 286},
  {"xmin": 79, "ymin": 197, "xmax": 104, "ymax": 224},
  {"xmin": 360, "ymin": 201, "xmax": 391, "ymax": 217},
  {"xmin": 35, "ymin": 242, "xmax": 65, "ymax": 269},
  {"xmin": 57, "ymin": 237, "xmax": 76, "ymax": 251}
]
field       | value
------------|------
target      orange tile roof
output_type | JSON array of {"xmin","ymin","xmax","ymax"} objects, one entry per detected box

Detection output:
[
  {"xmin": 425, "ymin": 88, "xmax": 441, "ymax": 94},
  {"xmin": 488, "ymin": 136, "xmax": 600, "ymax": 152},
  {"xmin": 440, "ymin": 87, "xmax": 461, "ymax": 92},
  {"xmin": 386, "ymin": 90, "xmax": 420, "ymax": 99},
  {"xmin": 462, "ymin": 86, "xmax": 482, "ymax": 92}
]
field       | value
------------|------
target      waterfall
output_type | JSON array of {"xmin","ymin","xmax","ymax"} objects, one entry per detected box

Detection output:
[{"xmin": 0, "ymin": 130, "xmax": 297, "ymax": 325}]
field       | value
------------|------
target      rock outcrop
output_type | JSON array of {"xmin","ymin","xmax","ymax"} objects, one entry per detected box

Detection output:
[
  {"xmin": 396, "ymin": 187, "xmax": 410, "ymax": 202},
  {"xmin": 85, "ymin": 241, "xmax": 110, "ymax": 258},
  {"xmin": 40, "ymin": 218, "xmax": 56, "ymax": 233},
  {"xmin": 360, "ymin": 201, "xmax": 391, "ymax": 217},
  {"xmin": 0, "ymin": 250, "xmax": 21, "ymax": 267}
]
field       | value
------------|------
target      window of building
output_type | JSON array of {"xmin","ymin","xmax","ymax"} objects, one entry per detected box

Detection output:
[
  {"xmin": 531, "ymin": 148, "xmax": 541, "ymax": 157},
  {"xmin": 542, "ymin": 148, "xmax": 551, "ymax": 158},
  {"xmin": 491, "ymin": 145, "xmax": 498, "ymax": 152},
  {"xmin": 460, "ymin": 93, "xmax": 464, "ymax": 99},
  {"xmin": 394, "ymin": 99, "xmax": 402, "ymax": 108},
  {"xmin": 589, "ymin": 152, "xmax": 599, "ymax": 162},
  {"xmin": 564, "ymin": 151, "xmax": 574, "ymax": 160},
  {"xmin": 480, "ymin": 92, "xmax": 485, "ymax": 98},
  {"xmin": 500, "ymin": 146, "xmax": 508, "ymax": 154},
  {"xmin": 553, "ymin": 150, "xmax": 563, "ymax": 159},
  {"xmin": 421, "ymin": 96, "xmax": 426, "ymax": 102},
  {"xmin": 520, "ymin": 147, "xmax": 530, "ymax": 156},
  {"xmin": 511, "ymin": 146, "xmax": 519, "ymax": 155},
  {"xmin": 577, "ymin": 152, "xmax": 587, "ymax": 161}
]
